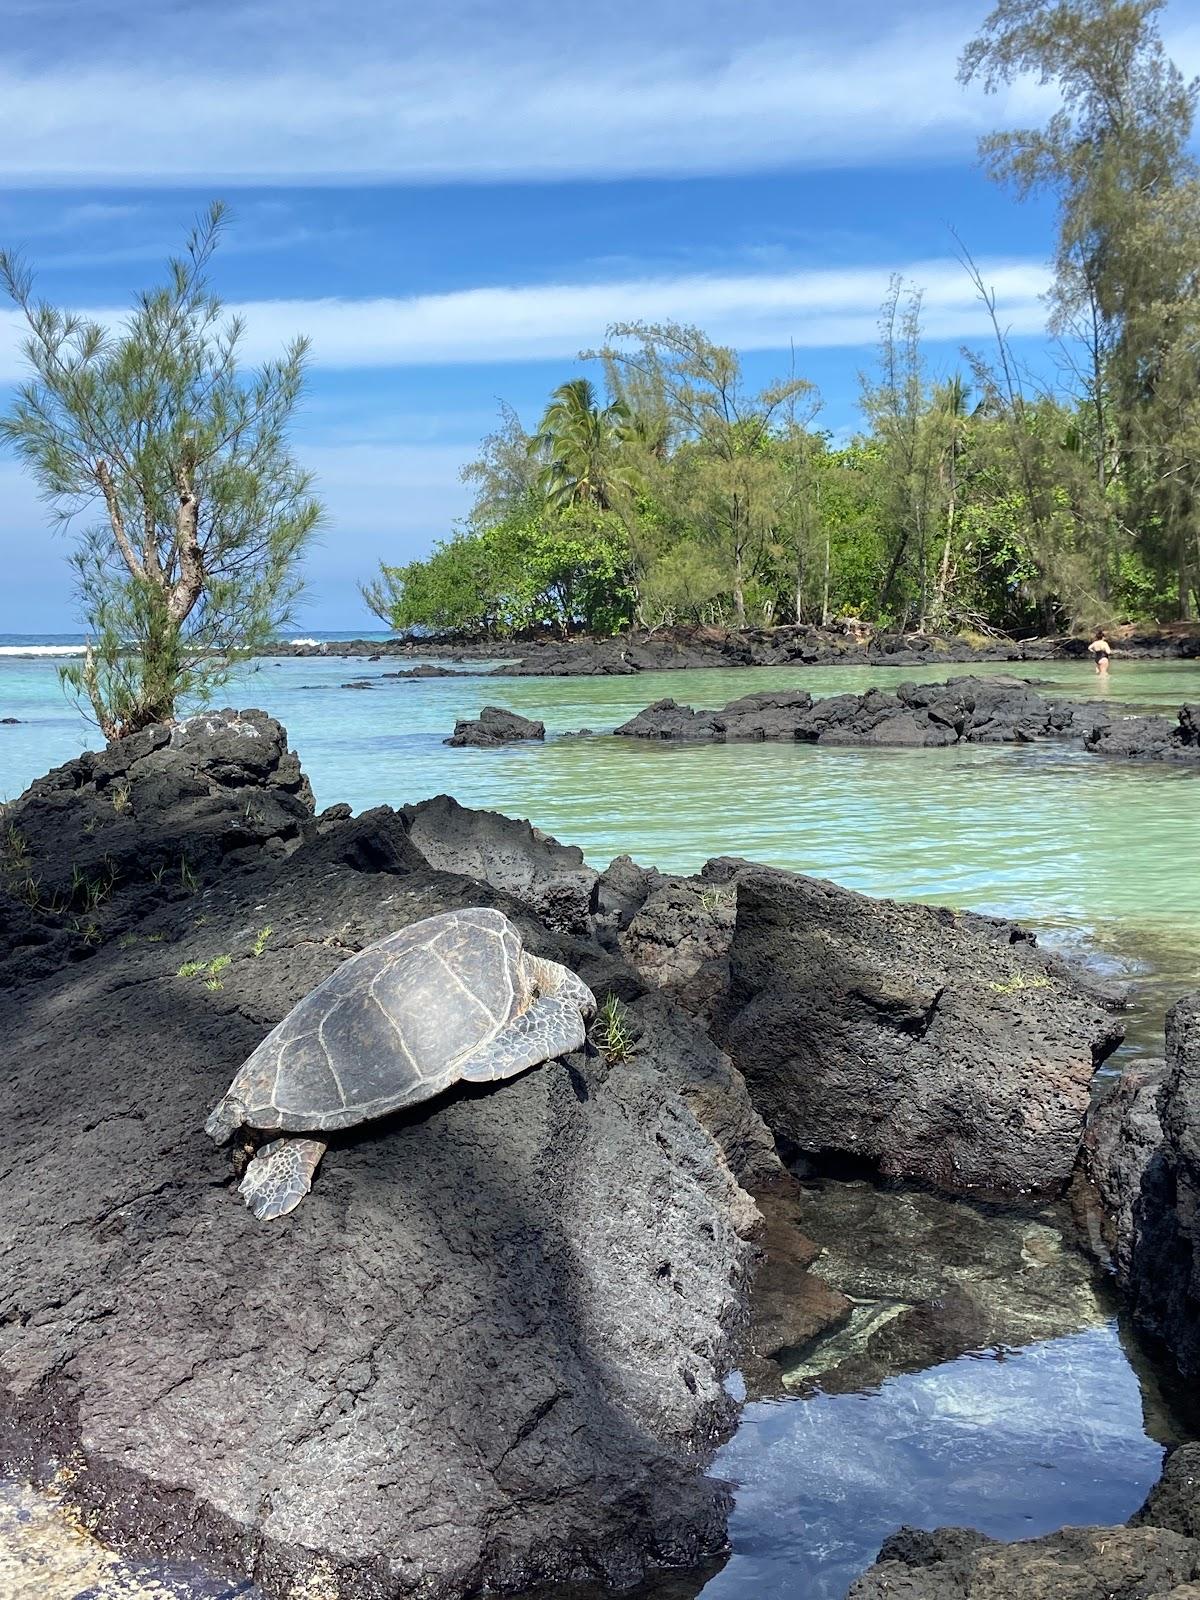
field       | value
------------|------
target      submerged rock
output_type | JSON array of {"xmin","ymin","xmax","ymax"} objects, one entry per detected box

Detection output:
[
  {"xmin": 444, "ymin": 704, "xmax": 546, "ymax": 747},
  {"xmin": 850, "ymin": 1444, "xmax": 1200, "ymax": 1599},
  {"xmin": 1084, "ymin": 994, "xmax": 1200, "ymax": 1382},
  {"xmin": 779, "ymin": 1181, "xmax": 1108, "ymax": 1396}
]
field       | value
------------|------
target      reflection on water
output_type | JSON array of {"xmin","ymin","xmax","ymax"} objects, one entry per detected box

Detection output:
[
  {"xmin": 709, "ymin": 1327, "xmax": 1163, "ymax": 1600},
  {"xmin": 697, "ymin": 1179, "xmax": 1183, "ymax": 1600}
]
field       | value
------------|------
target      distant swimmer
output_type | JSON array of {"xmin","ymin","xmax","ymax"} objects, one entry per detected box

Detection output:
[{"xmin": 1088, "ymin": 628, "xmax": 1112, "ymax": 675}]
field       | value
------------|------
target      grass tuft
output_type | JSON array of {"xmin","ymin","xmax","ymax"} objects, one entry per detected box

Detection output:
[
  {"xmin": 178, "ymin": 953, "xmax": 232, "ymax": 989},
  {"xmin": 987, "ymin": 972, "xmax": 1052, "ymax": 995},
  {"xmin": 595, "ymin": 993, "xmax": 635, "ymax": 1063}
]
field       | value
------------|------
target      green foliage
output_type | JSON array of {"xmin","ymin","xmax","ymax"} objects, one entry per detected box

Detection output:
[
  {"xmin": 364, "ymin": 505, "xmax": 635, "ymax": 638},
  {"xmin": 251, "ymin": 925, "xmax": 273, "ymax": 957},
  {"xmin": 367, "ymin": 4, "xmax": 1200, "ymax": 645},
  {"xmin": 961, "ymin": 0, "xmax": 1200, "ymax": 620},
  {"xmin": 177, "ymin": 952, "xmax": 231, "ymax": 990},
  {"xmin": 595, "ymin": 994, "xmax": 635, "ymax": 1063},
  {"xmin": 0, "ymin": 203, "xmax": 322, "ymax": 739},
  {"xmin": 529, "ymin": 378, "xmax": 636, "ymax": 510}
]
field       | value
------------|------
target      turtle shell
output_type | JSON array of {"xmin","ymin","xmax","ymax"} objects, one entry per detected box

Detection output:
[{"xmin": 228, "ymin": 907, "xmax": 529, "ymax": 1133}]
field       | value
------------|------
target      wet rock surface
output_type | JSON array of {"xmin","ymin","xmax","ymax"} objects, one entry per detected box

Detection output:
[
  {"xmin": 1084, "ymin": 994, "xmax": 1200, "ymax": 1383},
  {"xmin": 848, "ymin": 1522, "xmax": 1200, "ymax": 1600},
  {"xmin": 614, "ymin": 675, "xmax": 1200, "ymax": 762},
  {"xmin": 444, "ymin": 704, "xmax": 546, "ymax": 747},
  {"xmin": 0, "ymin": 1477, "xmax": 256, "ymax": 1599},
  {"xmin": 850, "ymin": 1445, "xmax": 1200, "ymax": 1600}
]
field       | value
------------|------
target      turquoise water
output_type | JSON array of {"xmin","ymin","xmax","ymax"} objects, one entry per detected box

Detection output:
[
  {"xmin": 1, "ymin": 642, "xmax": 1198, "ymax": 1599},
  {"xmin": 4, "ymin": 649, "xmax": 1197, "ymax": 1049}
]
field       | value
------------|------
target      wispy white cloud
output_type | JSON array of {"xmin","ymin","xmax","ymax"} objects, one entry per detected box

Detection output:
[
  {"xmin": 0, "ymin": 257, "xmax": 1052, "ymax": 381},
  {"xmin": 4, "ymin": 0, "xmax": 1195, "ymax": 186},
  {"xmin": 3, "ymin": 0, "xmax": 1197, "ymax": 182},
  {"xmin": 0, "ymin": 8, "xmax": 1071, "ymax": 186}
]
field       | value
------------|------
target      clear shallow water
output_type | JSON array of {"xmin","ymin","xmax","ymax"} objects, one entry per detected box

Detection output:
[
  {"xmin": 1, "ymin": 642, "xmax": 1198, "ymax": 1598},
  {"xmin": 713, "ymin": 1325, "xmax": 1166, "ymax": 1600},
  {"xmin": 702, "ymin": 1178, "xmax": 1190, "ymax": 1600}
]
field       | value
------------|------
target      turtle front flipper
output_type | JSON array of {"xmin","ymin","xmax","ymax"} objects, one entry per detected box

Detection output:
[
  {"xmin": 459, "ymin": 995, "xmax": 587, "ymax": 1084},
  {"xmin": 239, "ymin": 1137, "xmax": 327, "ymax": 1221}
]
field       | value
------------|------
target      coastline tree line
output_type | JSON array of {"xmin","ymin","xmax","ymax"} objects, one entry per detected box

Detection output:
[
  {"xmin": 365, "ymin": 0, "xmax": 1200, "ymax": 642},
  {"xmin": 0, "ymin": 0, "xmax": 1197, "ymax": 738}
]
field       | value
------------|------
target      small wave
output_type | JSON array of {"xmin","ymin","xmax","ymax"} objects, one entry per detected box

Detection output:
[
  {"xmin": 288, "ymin": 637, "xmax": 324, "ymax": 648},
  {"xmin": 0, "ymin": 644, "xmax": 86, "ymax": 658}
]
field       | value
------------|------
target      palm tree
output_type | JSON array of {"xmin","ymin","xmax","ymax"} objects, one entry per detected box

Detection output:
[
  {"xmin": 530, "ymin": 378, "xmax": 634, "ymax": 509},
  {"xmin": 929, "ymin": 374, "xmax": 972, "ymax": 629}
]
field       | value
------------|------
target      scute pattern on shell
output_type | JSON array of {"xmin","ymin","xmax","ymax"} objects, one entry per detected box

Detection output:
[{"xmin": 230, "ymin": 907, "xmax": 527, "ymax": 1132}]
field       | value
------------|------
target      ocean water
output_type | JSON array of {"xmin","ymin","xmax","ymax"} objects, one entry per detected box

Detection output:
[{"xmin": 1, "ymin": 636, "xmax": 1198, "ymax": 1598}]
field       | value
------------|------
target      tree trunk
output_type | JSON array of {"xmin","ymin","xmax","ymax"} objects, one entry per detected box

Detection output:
[
  {"xmin": 168, "ymin": 466, "xmax": 204, "ymax": 625},
  {"xmin": 933, "ymin": 482, "xmax": 956, "ymax": 630},
  {"xmin": 733, "ymin": 544, "xmax": 746, "ymax": 626},
  {"xmin": 821, "ymin": 531, "xmax": 831, "ymax": 628}
]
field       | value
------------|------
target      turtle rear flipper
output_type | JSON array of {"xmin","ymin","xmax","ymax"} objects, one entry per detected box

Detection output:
[
  {"xmin": 459, "ymin": 995, "xmax": 587, "ymax": 1084},
  {"xmin": 239, "ymin": 1137, "xmax": 327, "ymax": 1221}
]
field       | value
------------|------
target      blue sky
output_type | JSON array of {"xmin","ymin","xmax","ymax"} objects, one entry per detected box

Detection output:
[{"xmin": 2, "ymin": 0, "xmax": 1197, "ymax": 632}]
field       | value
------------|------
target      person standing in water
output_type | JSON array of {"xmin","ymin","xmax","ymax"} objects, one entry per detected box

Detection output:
[{"xmin": 1088, "ymin": 628, "xmax": 1112, "ymax": 674}]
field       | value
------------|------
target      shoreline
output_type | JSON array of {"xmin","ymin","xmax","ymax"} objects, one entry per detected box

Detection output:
[{"xmin": 258, "ymin": 622, "xmax": 1200, "ymax": 674}]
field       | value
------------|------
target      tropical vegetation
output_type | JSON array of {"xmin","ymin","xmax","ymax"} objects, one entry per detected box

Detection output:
[{"xmin": 366, "ymin": 0, "xmax": 1200, "ymax": 641}]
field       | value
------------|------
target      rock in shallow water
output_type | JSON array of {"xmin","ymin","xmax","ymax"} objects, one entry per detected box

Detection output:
[
  {"xmin": 849, "ymin": 1444, "xmax": 1200, "ymax": 1600},
  {"xmin": 616, "ymin": 858, "xmax": 1122, "ymax": 1197},
  {"xmin": 444, "ymin": 705, "xmax": 545, "ymax": 747},
  {"xmin": 848, "ymin": 1523, "xmax": 1200, "ymax": 1600},
  {"xmin": 613, "ymin": 674, "xmax": 1200, "ymax": 762}
]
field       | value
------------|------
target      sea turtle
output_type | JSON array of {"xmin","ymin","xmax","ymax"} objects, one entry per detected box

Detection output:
[{"xmin": 204, "ymin": 906, "xmax": 596, "ymax": 1221}]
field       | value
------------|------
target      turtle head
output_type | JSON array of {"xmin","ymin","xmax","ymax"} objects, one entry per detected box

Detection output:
[{"xmin": 204, "ymin": 1095, "xmax": 247, "ymax": 1145}]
